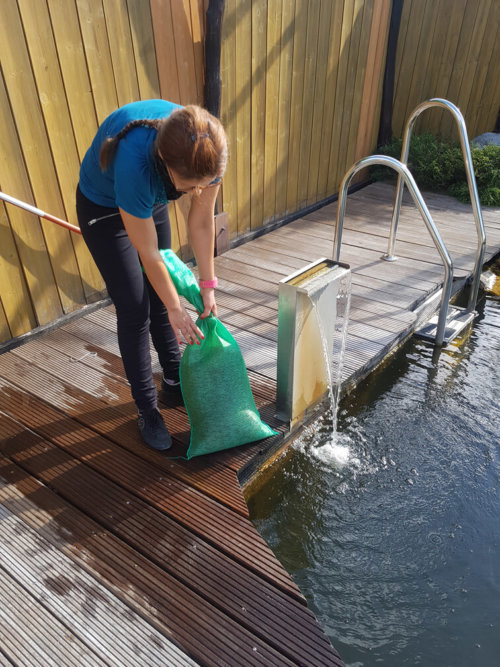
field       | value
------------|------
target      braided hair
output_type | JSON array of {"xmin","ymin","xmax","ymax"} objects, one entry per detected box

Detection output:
[
  {"xmin": 99, "ymin": 118, "xmax": 161, "ymax": 170},
  {"xmin": 99, "ymin": 106, "xmax": 227, "ymax": 182}
]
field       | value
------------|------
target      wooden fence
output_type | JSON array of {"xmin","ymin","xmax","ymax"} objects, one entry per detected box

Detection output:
[
  {"xmin": 0, "ymin": 0, "xmax": 205, "ymax": 343},
  {"xmin": 219, "ymin": 0, "xmax": 391, "ymax": 237},
  {"xmin": 0, "ymin": 0, "xmax": 498, "ymax": 345},
  {"xmin": 392, "ymin": 0, "xmax": 500, "ymax": 141}
]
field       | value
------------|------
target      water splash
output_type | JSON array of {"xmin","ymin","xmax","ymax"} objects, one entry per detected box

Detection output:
[
  {"xmin": 310, "ymin": 437, "xmax": 351, "ymax": 467},
  {"xmin": 294, "ymin": 409, "xmax": 358, "ymax": 469}
]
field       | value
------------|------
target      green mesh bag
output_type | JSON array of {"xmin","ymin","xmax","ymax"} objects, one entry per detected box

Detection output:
[{"xmin": 159, "ymin": 249, "xmax": 277, "ymax": 458}]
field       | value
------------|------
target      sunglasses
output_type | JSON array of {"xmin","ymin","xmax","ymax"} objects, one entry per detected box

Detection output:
[{"xmin": 165, "ymin": 163, "xmax": 221, "ymax": 197}]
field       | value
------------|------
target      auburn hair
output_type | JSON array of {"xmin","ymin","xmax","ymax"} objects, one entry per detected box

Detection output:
[{"xmin": 99, "ymin": 105, "xmax": 228, "ymax": 181}]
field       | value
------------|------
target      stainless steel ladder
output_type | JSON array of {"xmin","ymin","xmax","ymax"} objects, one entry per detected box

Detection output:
[{"xmin": 333, "ymin": 99, "xmax": 486, "ymax": 346}]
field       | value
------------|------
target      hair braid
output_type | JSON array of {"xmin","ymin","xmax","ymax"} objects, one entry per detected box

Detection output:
[{"xmin": 99, "ymin": 118, "xmax": 162, "ymax": 171}]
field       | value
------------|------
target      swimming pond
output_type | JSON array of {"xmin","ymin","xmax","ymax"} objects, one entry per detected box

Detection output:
[{"xmin": 249, "ymin": 262, "xmax": 500, "ymax": 666}]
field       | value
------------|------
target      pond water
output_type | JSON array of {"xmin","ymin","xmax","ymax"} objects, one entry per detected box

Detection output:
[{"xmin": 249, "ymin": 262, "xmax": 500, "ymax": 667}]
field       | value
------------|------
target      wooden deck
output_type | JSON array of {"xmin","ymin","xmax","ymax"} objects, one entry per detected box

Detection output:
[{"xmin": 1, "ymin": 182, "xmax": 499, "ymax": 665}]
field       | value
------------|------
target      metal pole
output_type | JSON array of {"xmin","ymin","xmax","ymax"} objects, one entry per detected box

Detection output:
[
  {"xmin": 382, "ymin": 113, "xmax": 417, "ymax": 261},
  {"xmin": 383, "ymin": 98, "xmax": 486, "ymax": 314},
  {"xmin": 0, "ymin": 190, "xmax": 82, "ymax": 235},
  {"xmin": 334, "ymin": 155, "xmax": 453, "ymax": 345}
]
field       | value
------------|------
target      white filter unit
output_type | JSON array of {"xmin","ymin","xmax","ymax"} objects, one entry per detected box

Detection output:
[{"xmin": 276, "ymin": 258, "xmax": 350, "ymax": 430}]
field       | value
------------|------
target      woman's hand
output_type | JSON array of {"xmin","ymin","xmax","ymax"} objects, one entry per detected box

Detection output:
[
  {"xmin": 200, "ymin": 287, "xmax": 218, "ymax": 319},
  {"xmin": 168, "ymin": 303, "xmax": 204, "ymax": 346}
]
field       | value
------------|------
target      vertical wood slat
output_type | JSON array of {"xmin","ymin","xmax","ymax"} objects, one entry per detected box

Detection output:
[
  {"xmin": 463, "ymin": 0, "xmax": 499, "ymax": 136},
  {"xmin": 392, "ymin": 0, "xmax": 428, "ymax": 139},
  {"xmin": 262, "ymin": 0, "xmax": 282, "ymax": 225},
  {"xmin": 0, "ymin": 1, "xmax": 84, "ymax": 315},
  {"xmin": 296, "ymin": 2, "xmax": 320, "ymax": 208},
  {"xmin": 402, "ymin": 0, "xmax": 441, "ymax": 135},
  {"xmin": 235, "ymin": 0, "xmax": 252, "ymax": 236},
  {"xmin": 286, "ymin": 0, "xmax": 308, "ymax": 214},
  {"xmin": 344, "ymin": 0, "xmax": 374, "ymax": 174},
  {"xmin": 354, "ymin": 0, "xmax": 391, "ymax": 162},
  {"xmin": 317, "ymin": 0, "xmax": 344, "ymax": 200},
  {"xmin": 166, "ymin": 0, "xmax": 202, "ymax": 257},
  {"xmin": 393, "ymin": 0, "xmax": 500, "ymax": 142},
  {"xmin": 250, "ymin": 0, "xmax": 267, "ymax": 230},
  {"xmin": 453, "ymin": 0, "xmax": 495, "ymax": 135},
  {"xmin": 476, "ymin": 18, "xmax": 500, "ymax": 134},
  {"xmin": 441, "ymin": 0, "xmax": 492, "ymax": 138},
  {"xmin": 17, "ymin": 0, "xmax": 103, "ymax": 300},
  {"xmin": 0, "ymin": 71, "xmax": 62, "ymax": 327},
  {"xmin": 275, "ymin": 0, "xmax": 295, "ymax": 216},
  {"xmin": 437, "ymin": 0, "xmax": 480, "ymax": 138},
  {"xmin": 327, "ymin": 0, "xmax": 355, "ymax": 193},
  {"xmin": 296, "ymin": 0, "xmax": 320, "ymax": 209},
  {"xmin": 170, "ymin": 0, "xmax": 202, "ymax": 104},
  {"xmin": 0, "ymin": 301, "xmax": 11, "ymax": 344},
  {"xmin": 220, "ymin": 0, "xmax": 238, "ymax": 236},
  {"xmin": 102, "ymin": 0, "xmax": 141, "ymax": 106},
  {"xmin": 151, "ymin": 0, "xmax": 182, "ymax": 102},
  {"xmin": 425, "ymin": 0, "xmax": 468, "ymax": 136},
  {"xmin": 0, "ymin": 201, "xmax": 35, "ymax": 337},
  {"xmin": 306, "ymin": 0, "xmax": 334, "ymax": 206},
  {"xmin": 190, "ymin": 0, "xmax": 206, "ymax": 105},
  {"xmin": 127, "ymin": 0, "xmax": 161, "ymax": 100},
  {"xmin": 76, "ymin": 0, "xmax": 119, "ymax": 124},
  {"xmin": 47, "ymin": 0, "xmax": 99, "ymax": 162}
]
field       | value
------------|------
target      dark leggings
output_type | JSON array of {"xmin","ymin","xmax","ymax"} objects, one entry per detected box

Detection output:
[{"xmin": 76, "ymin": 186, "xmax": 180, "ymax": 412}]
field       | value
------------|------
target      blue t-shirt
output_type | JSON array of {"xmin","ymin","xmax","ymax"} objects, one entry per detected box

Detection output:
[{"xmin": 79, "ymin": 99, "xmax": 182, "ymax": 218}]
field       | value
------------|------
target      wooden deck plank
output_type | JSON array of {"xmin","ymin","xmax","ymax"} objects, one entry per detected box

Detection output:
[
  {"xmin": 0, "ymin": 572, "xmax": 105, "ymax": 667},
  {"xmin": 6, "ymin": 333, "xmax": 251, "ymax": 516},
  {"xmin": 0, "ymin": 652, "xmax": 13, "ymax": 667},
  {"xmin": 0, "ymin": 455, "xmax": 318, "ymax": 667},
  {"xmin": 0, "ymin": 370, "xmax": 299, "ymax": 600},
  {"xmin": 52, "ymin": 329, "xmax": 251, "ymax": 512},
  {"xmin": 1, "ymin": 183, "xmax": 498, "ymax": 666},
  {"xmin": 278, "ymin": 220, "xmax": 476, "ymax": 276},
  {"xmin": 250, "ymin": 227, "xmax": 453, "ymax": 283},
  {"xmin": 0, "ymin": 496, "xmax": 194, "ymax": 666},
  {"xmin": 0, "ymin": 421, "xmax": 337, "ymax": 667}
]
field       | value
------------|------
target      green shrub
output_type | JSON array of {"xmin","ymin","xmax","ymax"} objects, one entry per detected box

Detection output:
[{"xmin": 372, "ymin": 132, "xmax": 500, "ymax": 206}]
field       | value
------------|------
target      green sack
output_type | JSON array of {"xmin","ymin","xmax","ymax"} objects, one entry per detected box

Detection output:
[{"xmin": 159, "ymin": 249, "xmax": 277, "ymax": 458}]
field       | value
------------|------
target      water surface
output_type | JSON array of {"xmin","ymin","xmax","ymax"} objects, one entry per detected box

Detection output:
[{"xmin": 249, "ymin": 271, "xmax": 500, "ymax": 666}]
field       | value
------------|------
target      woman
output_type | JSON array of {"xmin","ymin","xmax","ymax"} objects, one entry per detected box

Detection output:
[{"xmin": 76, "ymin": 100, "xmax": 227, "ymax": 451}]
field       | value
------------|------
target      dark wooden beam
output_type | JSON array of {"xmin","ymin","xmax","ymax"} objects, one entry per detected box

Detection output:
[
  {"xmin": 204, "ymin": 0, "xmax": 226, "ymax": 246},
  {"xmin": 204, "ymin": 0, "xmax": 226, "ymax": 119},
  {"xmin": 377, "ymin": 0, "xmax": 404, "ymax": 146}
]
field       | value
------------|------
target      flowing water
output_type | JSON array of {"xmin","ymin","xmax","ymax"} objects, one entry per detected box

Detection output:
[
  {"xmin": 249, "ymin": 263, "xmax": 500, "ymax": 667},
  {"xmin": 315, "ymin": 270, "xmax": 351, "ymax": 436}
]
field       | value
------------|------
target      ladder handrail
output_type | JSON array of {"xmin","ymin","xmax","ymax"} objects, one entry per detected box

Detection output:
[
  {"xmin": 384, "ymin": 98, "xmax": 486, "ymax": 312},
  {"xmin": 333, "ymin": 155, "xmax": 453, "ymax": 345}
]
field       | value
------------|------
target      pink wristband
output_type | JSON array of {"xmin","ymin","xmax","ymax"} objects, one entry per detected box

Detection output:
[{"xmin": 199, "ymin": 277, "xmax": 218, "ymax": 289}]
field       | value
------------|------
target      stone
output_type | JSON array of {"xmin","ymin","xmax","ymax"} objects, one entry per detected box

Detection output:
[{"xmin": 471, "ymin": 132, "xmax": 500, "ymax": 148}]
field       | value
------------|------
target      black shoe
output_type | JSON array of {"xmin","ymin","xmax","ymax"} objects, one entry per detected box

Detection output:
[
  {"xmin": 161, "ymin": 376, "xmax": 183, "ymax": 403},
  {"xmin": 138, "ymin": 407, "xmax": 172, "ymax": 451}
]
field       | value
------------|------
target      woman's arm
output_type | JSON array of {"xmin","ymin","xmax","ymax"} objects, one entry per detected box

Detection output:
[
  {"xmin": 119, "ymin": 208, "xmax": 203, "ymax": 345},
  {"xmin": 187, "ymin": 183, "xmax": 221, "ymax": 318}
]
